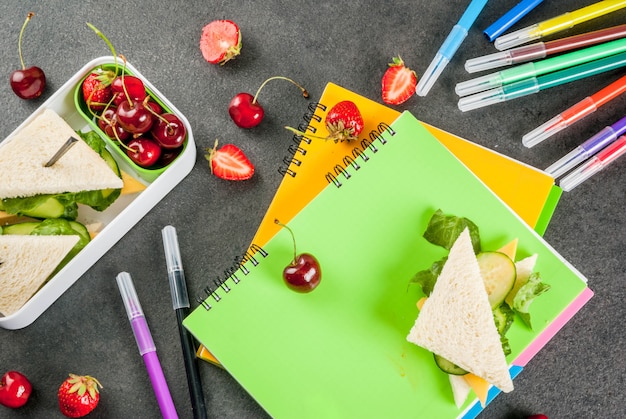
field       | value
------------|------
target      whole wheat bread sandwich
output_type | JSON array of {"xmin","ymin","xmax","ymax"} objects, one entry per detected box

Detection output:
[{"xmin": 407, "ymin": 227, "xmax": 514, "ymax": 393}]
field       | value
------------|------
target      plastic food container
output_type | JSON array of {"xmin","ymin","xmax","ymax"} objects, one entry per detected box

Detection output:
[
  {"xmin": 0, "ymin": 56, "xmax": 195, "ymax": 329},
  {"xmin": 74, "ymin": 57, "xmax": 189, "ymax": 182}
]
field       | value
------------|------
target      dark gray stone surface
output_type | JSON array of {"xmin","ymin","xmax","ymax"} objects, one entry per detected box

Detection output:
[{"xmin": 0, "ymin": 1, "xmax": 624, "ymax": 418}]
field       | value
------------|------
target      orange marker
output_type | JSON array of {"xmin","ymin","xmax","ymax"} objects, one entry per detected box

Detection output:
[{"xmin": 523, "ymin": 74, "xmax": 626, "ymax": 147}]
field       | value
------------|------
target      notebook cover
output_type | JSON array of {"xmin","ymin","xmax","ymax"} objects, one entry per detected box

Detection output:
[
  {"xmin": 196, "ymin": 81, "xmax": 563, "ymax": 367},
  {"xmin": 253, "ymin": 82, "xmax": 560, "ymax": 247},
  {"xmin": 184, "ymin": 111, "xmax": 590, "ymax": 419}
]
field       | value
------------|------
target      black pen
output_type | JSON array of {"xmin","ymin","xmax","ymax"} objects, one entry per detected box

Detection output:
[{"xmin": 162, "ymin": 226, "xmax": 208, "ymax": 419}]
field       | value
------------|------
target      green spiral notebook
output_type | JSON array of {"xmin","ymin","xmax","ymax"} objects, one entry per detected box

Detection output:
[{"xmin": 184, "ymin": 111, "xmax": 590, "ymax": 418}]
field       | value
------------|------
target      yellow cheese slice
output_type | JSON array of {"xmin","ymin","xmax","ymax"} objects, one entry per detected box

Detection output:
[
  {"xmin": 496, "ymin": 238, "xmax": 518, "ymax": 260},
  {"xmin": 463, "ymin": 373, "xmax": 490, "ymax": 407},
  {"xmin": 120, "ymin": 170, "xmax": 147, "ymax": 195},
  {"xmin": 416, "ymin": 296, "xmax": 428, "ymax": 310}
]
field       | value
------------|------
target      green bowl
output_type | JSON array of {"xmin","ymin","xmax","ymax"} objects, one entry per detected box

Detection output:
[{"xmin": 73, "ymin": 59, "xmax": 189, "ymax": 182}]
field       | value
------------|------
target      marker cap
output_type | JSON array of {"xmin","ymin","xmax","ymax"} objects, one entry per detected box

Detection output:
[{"xmin": 495, "ymin": 24, "xmax": 541, "ymax": 50}]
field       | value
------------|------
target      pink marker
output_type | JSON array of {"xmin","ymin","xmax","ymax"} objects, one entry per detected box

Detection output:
[{"xmin": 559, "ymin": 135, "xmax": 626, "ymax": 191}]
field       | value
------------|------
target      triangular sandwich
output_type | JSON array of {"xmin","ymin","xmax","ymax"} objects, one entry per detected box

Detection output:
[
  {"xmin": 407, "ymin": 228, "xmax": 514, "ymax": 392},
  {"xmin": 0, "ymin": 234, "xmax": 79, "ymax": 316},
  {"xmin": 0, "ymin": 108, "xmax": 123, "ymax": 199}
]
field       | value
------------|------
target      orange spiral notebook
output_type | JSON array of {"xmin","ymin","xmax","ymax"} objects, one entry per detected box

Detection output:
[{"xmin": 196, "ymin": 82, "xmax": 562, "ymax": 366}]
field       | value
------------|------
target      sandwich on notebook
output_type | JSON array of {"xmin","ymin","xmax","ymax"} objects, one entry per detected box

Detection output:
[
  {"xmin": 0, "ymin": 234, "xmax": 79, "ymax": 316},
  {"xmin": 407, "ymin": 228, "xmax": 513, "ymax": 393},
  {"xmin": 184, "ymin": 111, "xmax": 590, "ymax": 418},
  {"xmin": 0, "ymin": 108, "xmax": 124, "ymax": 219}
]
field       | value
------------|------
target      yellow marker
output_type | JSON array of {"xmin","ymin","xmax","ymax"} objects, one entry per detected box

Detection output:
[{"xmin": 495, "ymin": 0, "xmax": 626, "ymax": 50}]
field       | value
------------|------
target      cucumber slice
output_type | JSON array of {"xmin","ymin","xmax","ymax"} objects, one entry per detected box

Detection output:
[
  {"xmin": 1, "ymin": 222, "xmax": 40, "ymax": 235},
  {"xmin": 477, "ymin": 251, "xmax": 516, "ymax": 309},
  {"xmin": 68, "ymin": 221, "xmax": 91, "ymax": 243},
  {"xmin": 433, "ymin": 354, "xmax": 468, "ymax": 375},
  {"xmin": 21, "ymin": 196, "xmax": 78, "ymax": 219},
  {"xmin": 100, "ymin": 147, "xmax": 121, "ymax": 177}
]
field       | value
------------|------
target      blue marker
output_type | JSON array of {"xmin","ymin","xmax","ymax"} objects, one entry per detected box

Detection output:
[
  {"xmin": 484, "ymin": 0, "xmax": 544, "ymax": 42},
  {"xmin": 416, "ymin": 0, "xmax": 489, "ymax": 96}
]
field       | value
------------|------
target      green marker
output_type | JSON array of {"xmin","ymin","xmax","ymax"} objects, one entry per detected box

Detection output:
[
  {"xmin": 458, "ymin": 51, "xmax": 626, "ymax": 112},
  {"xmin": 456, "ymin": 37, "xmax": 626, "ymax": 97}
]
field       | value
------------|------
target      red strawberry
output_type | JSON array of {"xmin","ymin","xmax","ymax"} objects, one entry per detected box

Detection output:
[
  {"xmin": 324, "ymin": 100, "xmax": 364, "ymax": 142},
  {"xmin": 204, "ymin": 140, "xmax": 254, "ymax": 181},
  {"xmin": 381, "ymin": 56, "xmax": 417, "ymax": 105},
  {"xmin": 81, "ymin": 70, "xmax": 114, "ymax": 112},
  {"xmin": 200, "ymin": 20, "xmax": 242, "ymax": 65},
  {"xmin": 57, "ymin": 374, "xmax": 102, "ymax": 418}
]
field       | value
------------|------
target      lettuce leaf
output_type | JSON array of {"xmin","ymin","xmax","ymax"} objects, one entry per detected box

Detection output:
[
  {"xmin": 511, "ymin": 272, "xmax": 551, "ymax": 329},
  {"xmin": 409, "ymin": 256, "xmax": 447, "ymax": 296},
  {"xmin": 423, "ymin": 209, "xmax": 481, "ymax": 253}
]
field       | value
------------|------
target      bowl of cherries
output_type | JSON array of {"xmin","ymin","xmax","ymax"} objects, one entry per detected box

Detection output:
[{"xmin": 74, "ymin": 56, "xmax": 190, "ymax": 181}]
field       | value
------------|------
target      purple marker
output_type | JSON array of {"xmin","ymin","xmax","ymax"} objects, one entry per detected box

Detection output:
[
  {"xmin": 116, "ymin": 272, "xmax": 179, "ymax": 419},
  {"xmin": 545, "ymin": 114, "xmax": 626, "ymax": 178}
]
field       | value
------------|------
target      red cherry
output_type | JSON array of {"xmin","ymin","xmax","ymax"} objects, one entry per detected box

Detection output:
[
  {"xmin": 98, "ymin": 108, "xmax": 130, "ymax": 142},
  {"xmin": 229, "ymin": 92, "xmax": 263, "ymax": 128},
  {"xmin": 10, "ymin": 66, "xmax": 46, "ymax": 100},
  {"xmin": 527, "ymin": 415, "xmax": 548, "ymax": 419},
  {"xmin": 228, "ymin": 76, "xmax": 308, "ymax": 129},
  {"xmin": 116, "ymin": 99, "xmax": 153, "ymax": 134},
  {"xmin": 145, "ymin": 100, "xmax": 163, "ymax": 115},
  {"xmin": 275, "ymin": 219, "xmax": 321, "ymax": 293},
  {"xmin": 10, "ymin": 13, "xmax": 46, "ymax": 100},
  {"xmin": 125, "ymin": 137, "xmax": 161, "ymax": 167},
  {"xmin": 111, "ymin": 74, "xmax": 147, "ymax": 105},
  {"xmin": 0, "ymin": 371, "xmax": 32, "ymax": 409},
  {"xmin": 158, "ymin": 148, "xmax": 182, "ymax": 167},
  {"xmin": 283, "ymin": 253, "xmax": 322, "ymax": 293},
  {"xmin": 151, "ymin": 113, "xmax": 186, "ymax": 149}
]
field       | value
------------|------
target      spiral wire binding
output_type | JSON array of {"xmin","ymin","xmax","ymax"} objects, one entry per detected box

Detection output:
[
  {"xmin": 278, "ymin": 102, "xmax": 326, "ymax": 177},
  {"xmin": 325, "ymin": 122, "xmax": 396, "ymax": 188},
  {"xmin": 196, "ymin": 243, "xmax": 269, "ymax": 310}
]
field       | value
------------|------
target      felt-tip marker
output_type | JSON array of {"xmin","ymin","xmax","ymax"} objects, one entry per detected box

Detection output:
[
  {"xmin": 523, "ymin": 74, "xmax": 626, "ymax": 147},
  {"xmin": 545, "ymin": 114, "xmax": 626, "ymax": 178},
  {"xmin": 559, "ymin": 135, "xmax": 626, "ymax": 191}
]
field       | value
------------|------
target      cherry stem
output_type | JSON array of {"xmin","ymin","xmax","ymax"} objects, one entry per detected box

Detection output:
[
  {"xmin": 17, "ymin": 12, "xmax": 34, "ymax": 70},
  {"xmin": 118, "ymin": 54, "xmax": 134, "ymax": 108},
  {"xmin": 87, "ymin": 22, "xmax": 119, "ymax": 75},
  {"xmin": 284, "ymin": 125, "xmax": 331, "ymax": 141},
  {"xmin": 252, "ymin": 76, "xmax": 309, "ymax": 105},
  {"xmin": 142, "ymin": 96, "xmax": 172, "ymax": 129},
  {"xmin": 275, "ymin": 219, "xmax": 297, "ymax": 264}
]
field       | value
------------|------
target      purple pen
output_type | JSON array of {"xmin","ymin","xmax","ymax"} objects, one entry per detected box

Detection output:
[
  {"xmin": 545, "ymin": 114, "xmax": 626, "ymax": 178},
  {"xmin": 559, "ymin": 135, "xmax": 626, "ymax": 191},
  {"xmin": 116, "ymin": 272, "xmax": 179, "ymax": 419}
]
